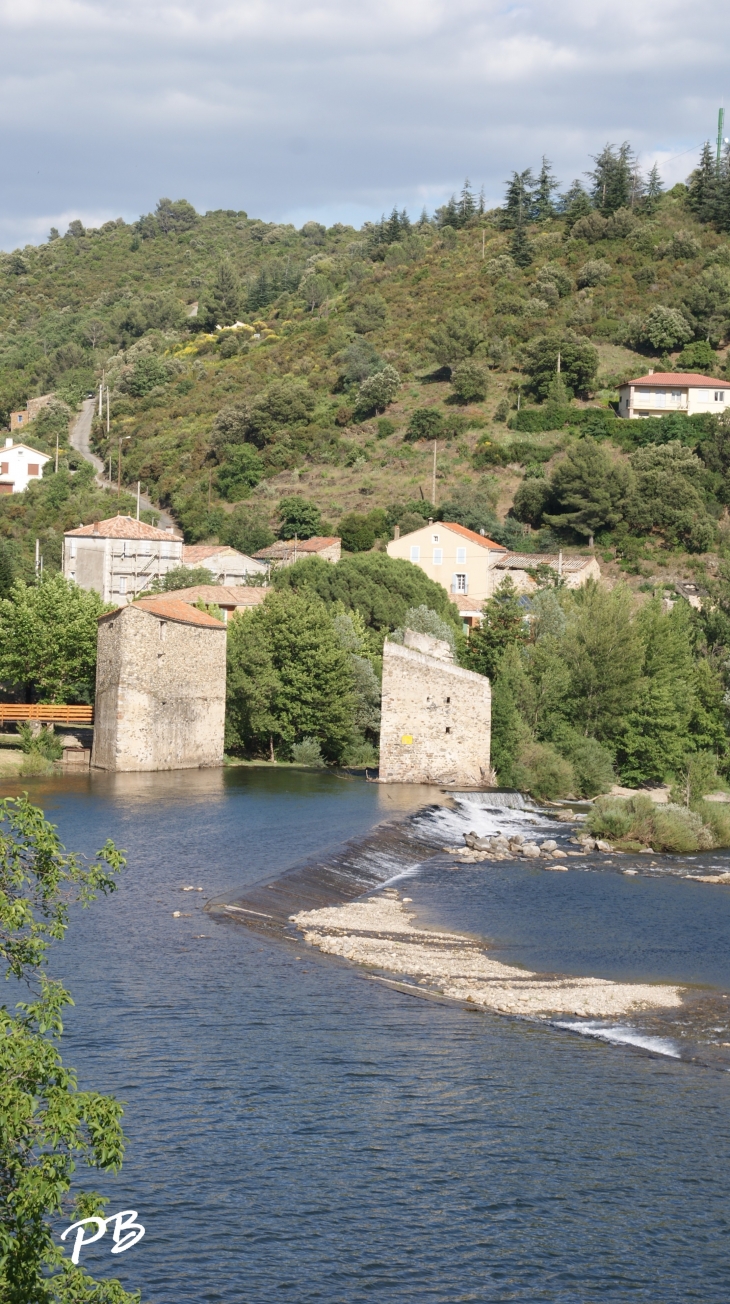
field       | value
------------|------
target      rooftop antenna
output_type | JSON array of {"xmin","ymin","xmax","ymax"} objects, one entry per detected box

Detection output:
[{"xmin": 718, "ymin": 106, "xmax": 726, "ymax": 175}]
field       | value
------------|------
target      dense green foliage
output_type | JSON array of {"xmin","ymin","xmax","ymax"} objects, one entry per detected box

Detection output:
[
  {"xmin": 0, "ymin": 575, "xmax": 109, "ymax": 702},
  {"xmin": 0, "ymin": 796, "xmax": 139, "ymax": 1304},
  {"xmin": 477, "ymin": 579, "xmax": 728, "ymax": 799}
]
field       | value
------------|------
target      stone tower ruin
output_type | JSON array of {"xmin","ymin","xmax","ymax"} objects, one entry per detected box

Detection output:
[
  {"xmin": 378, "ymin": 630, "xmax": 492, "ymax": 787},
  {"xmin": 92, "ymin": 598, "xmax": 227, "ymax": 772}
]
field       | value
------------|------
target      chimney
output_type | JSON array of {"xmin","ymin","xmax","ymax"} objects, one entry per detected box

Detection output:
[
  {"xmin": 480, "ymin": 528, "xmax": 485, "ymax": 536},
  {"xmin": 428, "ymin": 517, "xmax": 433, "ymax": 525},
  {"xmin": 93, "ymin": 521, "xmax": 99, "ymax": 535},
  {"xmin": 5, "ymin": 437, "xmax": 12, "ymax": 448},
  {"xmin": 648, "ymin": 368, "xmax": 654, "ymax": 375},
  {"xmin": 393, "ymin": 525, "xmax": 400, "ymax": 540}
]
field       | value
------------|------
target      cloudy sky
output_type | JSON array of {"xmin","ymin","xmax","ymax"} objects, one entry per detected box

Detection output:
[{"xmin": 0, "ymin": 0, "xmax": 727, "ymax": 250}]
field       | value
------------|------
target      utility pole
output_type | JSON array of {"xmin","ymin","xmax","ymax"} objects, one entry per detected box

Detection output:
[
  {"xmin": 718, "ymin": 107, "xmax": 726, "ymax": 175},
  {"xmin": 117, "ymin": 436, "xmax": 131, "ymax": 501},
  {"xmin": 482, "ymin": 229, "xmax": 485, "ymax": 260},
  {"xmin": 54, "ymin": 428, "xmax": 59, "ymax": 474},
  {"xmin": 99, "ymin": 373, "xmax": 104, "ymax": 418},
  {"xmin": 106, "ymin": 386, "xmax": 110, "ymax": 435},
  {"xmin": 208, "ymin": 470, "xmax": 212, "ymax": 510},
  {"xmin": 432, "ymin": 441, "xmax": 438, "ymax": 506},
  {"xmin": 35, "ymin": 538, "xmax": 40, "ymax": 578},
  {"xmin": 557, "ymin": 350, "xmax": 561, "ymax": 374},
  {"xmin": 136, "ymin": 481, "xmax": 141, "ymax": 521}
]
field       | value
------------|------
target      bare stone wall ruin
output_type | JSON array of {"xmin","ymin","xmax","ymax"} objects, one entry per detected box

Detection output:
[
  {"xmin": 92, "ymin": 604, "xmax": 227, "ymax": 772},
  {"xmin": 378, "ymin": 632, "xmax": 492, "ymax": 786}
]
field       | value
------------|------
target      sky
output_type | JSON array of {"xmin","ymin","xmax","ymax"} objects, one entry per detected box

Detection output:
[{"xmin": 0, "ymin": 0, "xmax": 728, "ymax": 251}]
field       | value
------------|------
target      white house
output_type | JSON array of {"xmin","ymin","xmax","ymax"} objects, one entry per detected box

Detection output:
[
  {"xmin": 0, "ymin": 437, "xmax": 51, "ymax": 494},
  {"xmin": 181, "ymin": 544, "xmax": 268, "ymax": 583},
  {"xmin": 617, "ymin": 371, "xmax": 729, "ymax": 419},
  {"xmin": 63, "ymin": 515, "xmax": 184, "ymax": 603},
  {"xmin": 387, "ymin": 521, "xmax": 507, "ymax": 606}
]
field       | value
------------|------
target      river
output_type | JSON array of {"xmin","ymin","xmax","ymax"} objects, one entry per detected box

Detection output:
[{"xmin": 4, "ymin": 767, "xmax": 730, "ymax": 1302}]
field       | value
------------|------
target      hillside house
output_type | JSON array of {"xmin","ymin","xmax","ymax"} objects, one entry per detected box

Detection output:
[
  {"xmin": 63, "ymin": 515, "xmax": 184, "ymax": 602},
  {"xmin": 387, "ymin": 522, "xmax": 508, "ymax": 605},
  {"xmin": 7, "ymin": 393, "xmax": 54, "ymax": 433},
  {"xmin": 181, "ymin": 544, "xmax": 267, "ymax": 583},
  {"xmin": 617, "ymin": 371, "xmax": 729, "ymax": 418},
  {"xmin": 158, "ymin": 585, "xmax": 267, "ymax": 623},
  {"xmin": 0, "ymin": 438, "xmax": 51, "ymax": 494},
  {"xmin": 253, "ymin": 536, "xmax": 341, "ymax": 566},
  {"xmin": 491, "ymin": 552, "xmax": 601, "ymax": 593}
]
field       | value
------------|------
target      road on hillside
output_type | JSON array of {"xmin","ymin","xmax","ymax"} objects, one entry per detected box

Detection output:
[{"xmin": 70, "ymin": 398, "xmax": 176, "ymax": 530}]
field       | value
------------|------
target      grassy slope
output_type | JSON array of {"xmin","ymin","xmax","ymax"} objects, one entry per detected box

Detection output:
[{"xmin": 1, "ymin": 192, "xmax": 728, "ymax": 588}]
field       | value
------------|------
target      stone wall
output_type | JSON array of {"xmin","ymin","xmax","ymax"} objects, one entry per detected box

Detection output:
[
  {"xmin": 379, "ymin": 634, "xmax": 491, "ymax": 786},
  {"xmin": 92, "ymin": 603, "xmax": 227, "ymax": 771}
]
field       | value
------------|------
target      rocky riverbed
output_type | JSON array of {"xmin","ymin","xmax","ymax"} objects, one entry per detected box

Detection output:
[{"xmin": 291, "ymin": 891, "xmax": 684, "ymax": 1019}]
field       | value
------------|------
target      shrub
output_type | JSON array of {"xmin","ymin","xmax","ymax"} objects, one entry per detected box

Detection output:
[
  {"xmin": 340, "ymin": 510, "xmax": 388, "ymax": 553},
  {"xmin": 512, "ymin": 740, "xmax": 575, "ymax": 800},
  {"xmin": 389, "ymin": 604, "xmax": 457, "ymax": 653},
  {"xmin": 639, "ymin": 306, "xmax": 693, "ymax": 352},
  {"xmin": 588, "ymin": 795, "xmax": 715, "ymax": 851},
  {"xmin": 675, "ymin": 340, "xmax": 718, "ymax": 373},
  {"xmin": 405, "ymin": 408, "xmax": 444, "ymax": 441},
  {"xmin": 18, "ymin": 723, "xmax": 63, "ymax": 761},
  {"xmin": 494, "ymin": 398, "xmax": 510, "ymax": 421},
  {"xmin": 696, "ymin": 800, "xmax": 730, "ymax": 848},
  {"xmin": 278, "ymin": 495, "xmax": 321, "ymax": 540},
  {"xmin": 356, "ymin": 365, "xmax": 400, "ymax": 415},
  {"xmin": 576, "ymin": 259, "xmax": 612, "ymax": 288},
  {"xmin": 376, "ymin": 417, "xmax": 396, "ymax": 439},
  {"xmin": 291, "ymin": 736, "xmax": 325, "ymax": 766},
  {"xmin": 450, "ymin": 360, "xmax": 488, "ymax": 403},
  {"xmin": 560, "ymin": 735, "xmax": 615, "ymax": 797},
  {"xmin": 216, "ymin": 445, "xmax": 264, "ymax": 501}
]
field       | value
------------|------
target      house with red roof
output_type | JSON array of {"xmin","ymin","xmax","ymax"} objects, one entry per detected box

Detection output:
[
  {"xmin": 387, "ymin": 521, "xmax": 507, "ymax": 610},
  {"xmin": 63, "ymin": 515, "xmax": 184, "ymax": 603},
  {"xmin": 618, "ymin": 371, "xmax": 729, "ymax": 419}
]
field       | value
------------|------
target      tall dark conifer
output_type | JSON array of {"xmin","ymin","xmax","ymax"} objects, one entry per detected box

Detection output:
[
  {"xmin": 687, "ymin": 142, "xmax": 718, "ymax": 225},
  {"xmin": 533, "ymin": 157, "xmax": 558, "ymax": 220}
]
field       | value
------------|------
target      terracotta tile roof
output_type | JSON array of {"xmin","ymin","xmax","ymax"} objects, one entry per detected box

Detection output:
[
  {"xmin": 494, "ymin": 552, "xmax": 597, "ymax": 573},
  {"xmin": 160, "ymin": 585, "xmax": 267, "ymax": 607},
  {"xmin": 182, "ymin": 544, "xmax": 254, "ymax": 564},
  {"xmin": 623, "ymin": 372, "xmax": 728, "ymax": 388},
  {"xmin": 65, "ymin": 515, "xmax": 182, "ymax": 541},
  {"xmin": 132, "ymin": 597, "xmax": 225, "ymax": 628},
  {"xmin": 450, "ymin": 594, "xmax": 484, "ymax": 615},
  {"xmin": 441, "ymin": 522, "xmax": 508, "ymax": 551},
  {"xmin": 254, "ymin": 536, "xmax": 340, "ymax": 559}
]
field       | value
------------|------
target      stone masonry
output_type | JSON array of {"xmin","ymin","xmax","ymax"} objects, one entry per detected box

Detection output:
[
  {"xmin": 379, "ymin": 630, "xmax": 492, "ymax": 786},
  {"xmin": 91, "ymin": 598, "xmax": 227, "ymax": 772}
]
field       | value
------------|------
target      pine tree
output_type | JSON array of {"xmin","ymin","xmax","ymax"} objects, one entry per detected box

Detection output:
[
  {"xmin": 510, "ymin": 220, "xmax": 533, "ymax": 268},
  {"xmin": 200, "ymin": 260, "xmax": 242, "ymax": 329},
  {"xmin": 533, "ymin": 157, "xmax": 558, "ymax": 220},
  {"xmin": 436, "ymin": 195, "xmax": 460, "ymax": 228},
  {"xmin": 458, "ymin": 179, "xmax": 476, "ymax": 225},
  {"xmin": 644, "ymin": 162, "xmax": 663, "ymax": 213},
  {"xmin": 503, "ymin": 169, "xmax": 534, "ymax": 226},
  {"xmin": 467, "ymin": 578, "xmax": 528, "ymax": 679},
  {"xmin": 587, "ymin": 142, "xmax": 635, "ymax": 214},
  {"xmin": 686, "ymin": 142, "xmax": 717, "ymax": 224}
]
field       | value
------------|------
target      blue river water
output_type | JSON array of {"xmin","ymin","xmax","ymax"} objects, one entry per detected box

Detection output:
[{"xmin": 5, "ymin": 767, "xmax": 730, "ymax": 1303}]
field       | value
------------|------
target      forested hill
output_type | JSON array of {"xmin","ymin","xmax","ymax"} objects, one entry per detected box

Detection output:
[{"xmin": 3, "ymin": 145, "xmax": 730, "ymax": 583}]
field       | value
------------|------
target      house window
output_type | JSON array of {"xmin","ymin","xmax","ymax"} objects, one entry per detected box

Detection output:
[
  {"xmin": 27, "ymin": 464, "xmax": 39, "ymax": 476},
  {"xmin": 433, "ymin": 548, "xmax": 443, "ymax": 565},
  {"xmin": 454, "ymin": 573, "xmax": 467, "ymax": 593},
  {"xmin": 118, "ymin": 577, "xmax": 127, "ymax": 595},
  {"xmin": 0, "ymin": 463, "xmax": 7, "ymax": 475},
  {"xmin": 671, "ymin": 391, "xmax": 681, "ymax": 399},
  {"xmin": 410, "ymin": 545, "xmax": 420, "ymax": 563},
  {"xmin": 456, "ymin": 547, "xmax": 466, "ymax": 564},
  {"xmin": 432, "ymin": 533, "xmax": 440, "ymax": 543},
  {"xmin": 716, "ymin": 392, "xmax": 726, "ymax": 403},
  {"xmin": 16, "ymin": 414, "xmax": 22, "ymax": 424},
  {"xmin": 68, "ymin": 540, "xmax": 77, "ymax": 559}
]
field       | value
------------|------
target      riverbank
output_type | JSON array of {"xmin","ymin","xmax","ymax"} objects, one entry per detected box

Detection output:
[{"xmin": 291, "ymin": 892, "xmax": 684, "ymax": 1019}]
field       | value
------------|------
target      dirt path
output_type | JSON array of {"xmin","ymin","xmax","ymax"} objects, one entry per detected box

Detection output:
[{"xmin": 70, "ymin": 398, "xmax": 176, "ymax": 530}]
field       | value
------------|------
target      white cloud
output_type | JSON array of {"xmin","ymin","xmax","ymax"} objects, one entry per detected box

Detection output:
[{"xmin": 0, "ymin": 0, "xmax": 728, "ymax": 249}]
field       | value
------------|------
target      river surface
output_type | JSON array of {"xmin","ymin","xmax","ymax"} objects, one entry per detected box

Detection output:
[{"xmin": 4, "ymin": 767, "xmax": 730, "ymax": 1303}]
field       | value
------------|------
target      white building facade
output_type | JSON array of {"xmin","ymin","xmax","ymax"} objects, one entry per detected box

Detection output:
[
  {"xmin": 617, "ymin": 371, "xmax": 729, "ymax": 419},
  {"xmin": 0, "ymin": 438, "xmax": 51, "ymax": 494},
  {"xmin": 387, "ymin": 522, "xmax": 507, "ymax": 606},
  {"xmin": 63, "ymin": 516, "xmax": 184, "ymax": 603}
]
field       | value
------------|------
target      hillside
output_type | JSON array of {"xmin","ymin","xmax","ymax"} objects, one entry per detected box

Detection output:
[{"xmin": 3, "ymin": 157, "xmax": 730, "ymax": 592}]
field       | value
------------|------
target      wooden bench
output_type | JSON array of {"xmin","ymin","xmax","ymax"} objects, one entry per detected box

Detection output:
[{"xmin": 0, "ymin": 704, "xmax": 94, "ymax": 725}]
